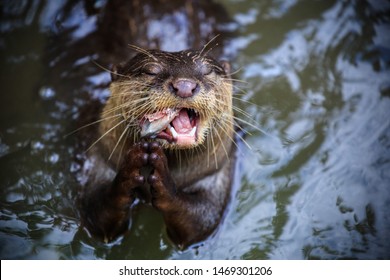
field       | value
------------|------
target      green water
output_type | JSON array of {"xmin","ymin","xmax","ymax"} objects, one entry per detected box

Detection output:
[{"xmin": 1, "ymin": 0, "xmax": 389, "ymax": 259}]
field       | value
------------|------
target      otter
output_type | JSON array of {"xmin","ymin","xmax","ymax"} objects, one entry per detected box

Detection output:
[{"xmin": 76, "ymin": 1, "xmax": 238, "ymax": 249}]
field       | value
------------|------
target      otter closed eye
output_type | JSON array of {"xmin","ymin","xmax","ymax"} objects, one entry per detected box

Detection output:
[
  {"xmin": 199, "ymin": 63, "xmax": 213, "ymax": 76},
  {"xmin": 142, "ymin": 63, "xmax": 163, "ymax": 76}
]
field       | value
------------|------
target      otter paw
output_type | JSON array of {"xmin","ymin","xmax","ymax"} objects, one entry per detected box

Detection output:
[
  {"xmin": 115, "ymin": 141, "xmax": 149, "ymax": 189},
  {"xmin": 147, "ymin": 142, "xmax": 176, "ymax": 210}
]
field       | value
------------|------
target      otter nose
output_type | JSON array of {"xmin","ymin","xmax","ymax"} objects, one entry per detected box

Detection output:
[{"xmin": 170, "ymin": 79, "xmax": 199, "ymax": 98}]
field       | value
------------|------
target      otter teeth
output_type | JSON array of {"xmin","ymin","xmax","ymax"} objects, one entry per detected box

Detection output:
[
  {"xmin": 190, "ymin": 126, "xmax": 197, "ymax": 137},
  {"xmin": 169, "ymin": 125, "xmax": 178, "ymax": 138},
  {"xmin": 169, "ymin": 125, "xmax": 197, "ymax": 139}
]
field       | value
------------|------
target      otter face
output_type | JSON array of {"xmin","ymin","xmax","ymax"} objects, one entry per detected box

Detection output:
[{"xmin": 108, "ymin": 49, "xmax": 233, "ymax": 150}]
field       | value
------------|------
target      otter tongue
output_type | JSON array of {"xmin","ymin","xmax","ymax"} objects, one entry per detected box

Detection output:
[
  {"xmin": 171, "ymin": 109, "xmax": 193, "ymax": 134},
  {"xmin": 171, "ymin": 109, "xmax": 197, "ymax": 145}
]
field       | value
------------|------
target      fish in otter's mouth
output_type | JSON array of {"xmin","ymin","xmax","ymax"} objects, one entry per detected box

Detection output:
[{"xmin": 140, "ymin": 108, "xmax": 200, "ymax": 146}]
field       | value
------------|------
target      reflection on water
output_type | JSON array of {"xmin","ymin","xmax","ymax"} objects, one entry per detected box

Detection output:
[{"xmin": 1, "ymin": 0, "xmax": 389, "ymax": 259}]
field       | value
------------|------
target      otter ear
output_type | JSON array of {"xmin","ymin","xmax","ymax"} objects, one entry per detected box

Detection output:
[
  {"xmin": 220, "ymin": 60, "xmax": 231, "ymax": 76},
  {"xmin": 111, "ymin": 64, "xmax": 124, "ymax": 81}
]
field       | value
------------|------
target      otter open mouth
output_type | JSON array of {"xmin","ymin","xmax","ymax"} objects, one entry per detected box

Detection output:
[{"xmin": 140, "ymin": 108, "xmax": 199, "ymax": 146}]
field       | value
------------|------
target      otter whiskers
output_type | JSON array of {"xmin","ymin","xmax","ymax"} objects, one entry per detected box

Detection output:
[{"xmin": 87, "ymin": 118, "xmax": 127, "ymax": 152}]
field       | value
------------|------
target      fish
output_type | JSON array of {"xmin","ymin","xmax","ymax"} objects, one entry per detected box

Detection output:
[{"xmin": 140, "ymin": 108, "xmax": 180, "ymax": 138}]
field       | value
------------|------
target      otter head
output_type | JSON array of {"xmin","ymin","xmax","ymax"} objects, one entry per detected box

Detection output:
[{"xmin": 100, "ymin": 49, "xmax": 233, "ymax": 163}]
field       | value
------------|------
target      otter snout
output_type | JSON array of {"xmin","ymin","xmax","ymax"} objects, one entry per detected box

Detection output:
[{"xmin": 170, "ymin": 79, "xmax": 200, "ymax": 98}]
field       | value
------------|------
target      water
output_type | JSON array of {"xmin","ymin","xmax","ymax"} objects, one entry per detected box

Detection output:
[{"xmin": 1, "ymin": 0, "xmax": 389, "ymax": 260}]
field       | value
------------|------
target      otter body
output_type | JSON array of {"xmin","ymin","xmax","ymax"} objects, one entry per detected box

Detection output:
[{"xmin": 78, "ymin": 1, "xmax": 236, "ymax": 248}]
